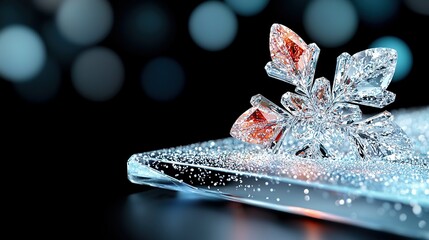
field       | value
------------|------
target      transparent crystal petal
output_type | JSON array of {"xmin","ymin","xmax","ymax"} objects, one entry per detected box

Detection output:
[
  {"xmin": 299, "ymin": 43, "xmax": 320, "ymax": 93},
  {"xmin": 267, "ymin": 23, "xmax": 316, "ymax": 91},
  {"xmin": 251, "ymin": 94, "xmax": 290, "ymax": 116},
  {"xmin": 350, "ymin": 48, "xmax": 397, "ymax": 89},
  {"xmin": 350, "ymin": 111, "xmax": 413, "ymax": 161},
  {"xmin": 311, "ymin": 77, "xmax": 331, "ymax": 110},
  {"xmin": 348, "ymin": 90, "xmax": 396, "ymax": 108},
  {"xmin": 281, "ymin": 92, "xmax": 312, "ymax": 116},
  {"xmin": 230, "ymin": 94, "xmax": 288, "ymax": 148},
  {"xmin": 264, "ymin": 61, "xmax": 299, "ymax": 86},
  {"xmin": 269, "ymin": 24, "xmax": 309, "ymax": 71},
  {"xmin": 330, "ymin": 102, "xmax": 362, "ymax": 124},
  {"xmin": 338, "ymin": 48, "xmax": 397, "ymax": 108},
  {"xmin": 333, "ymin": 52, "xmax": 353, "ymax": 100}
]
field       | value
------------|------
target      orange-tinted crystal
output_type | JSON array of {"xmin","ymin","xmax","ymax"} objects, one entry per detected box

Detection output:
[
  {"xmin": 230, "ymin": 107, "xmax": 282, "ymax": 147},
  {"xmin": 285, "ymin": 37, "xmax": 304, "ymax": 63},
  {"xmin": 245, "ymin": 109, "xmax": 276, "ymax": 143},
  {"xmin": 245, "ymin": 109, "xmax": 267, "ymax": 124},
  {"xmin": 269, "ymin": 24, "xmax": 308, "ymax": 71}
]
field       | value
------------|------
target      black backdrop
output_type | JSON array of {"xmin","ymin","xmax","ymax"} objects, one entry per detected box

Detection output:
[{"xmin": 2, "ymin": 0, "xmax": 428, "ymax": 239}]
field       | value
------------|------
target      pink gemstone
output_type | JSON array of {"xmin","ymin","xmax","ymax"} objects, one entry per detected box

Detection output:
[
  {"xmin": 230, "ymin": 106, "xmax": 284, "ymax": 147},
  {"xmin": 269, "ymin": 24, "xmax": 310, "ymax": 72}
]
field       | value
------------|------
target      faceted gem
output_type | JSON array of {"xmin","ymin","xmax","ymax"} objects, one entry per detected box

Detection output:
[
  {"xmin": 333, "ymin": 52, "xmax": 353, "ymax": 100},
  {"xmin": 269, "ymin": 23, "xmax": 310, "ymax": 73},
  {"xmin": 349, "ymin": 89, "xmax": 396, "ymax": 108},
  {"xmin": 351, "ymin": 111, "xmax": 412, "ymax": 160},
  {"xmin": 266, "ymin": 24, "xmax": 319, "ymax": 91},
  {"xmin": 333, "ymin": 48, "xmax": 397, "ymax": 108},
  {"xmin": 230, "ymin": 107, "xmax": 282, "ymax": 147},
  {"xmin": 349, "ymin": 48, "xmax": 397, "ymax": 90},
  {"xmin": 231, "ymin": 95, "xmax": 287, "ymax": 148}
]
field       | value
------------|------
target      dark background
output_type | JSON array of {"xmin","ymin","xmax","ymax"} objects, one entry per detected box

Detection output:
[{"xmin": 2, "ymin": 0, "xmax": 428, "ymax": 239}]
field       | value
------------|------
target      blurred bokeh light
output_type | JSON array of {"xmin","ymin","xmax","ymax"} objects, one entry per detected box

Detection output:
[
  {"xmin": 71, "ymin": 47, "xmax": 124, "ymax": 101},
  {"xmin": 42, "ymin": 21, "xmax": 81, "ymax": 64},
  {"xmin": 33, "ymin": 0, "xmax": 64, "ymax": 14},
  {"xmin": 225, "ymin": 0, "xmax": 270, "ymax": 16},
  {"xmin": 0, "ymin": 1, "xmax": 37, "ymax": 28},
  {"xmin": 56, "ymin": 0, "xmax": 113, "ymax": 46},
  {"xmin": 352, "ymin": 0, "xmax": 400, "ymax": 25},
  {"xmin": 13, "ymin": 57, "xmax": 61, "ymax": 103},
  {"xmin": 405, "ymin": 0, "xmax": 429, "ymax": 15},
  {"xmin": 0, "ymin": 1, "xmax": 426, "ymax": 119},
  {"xmin": 370, "ymin": 36, "xmax": 413, "ymax": 81},
  {"xmin": 141, "ymin": 57, "xmax": 185, "ymax": 101},
  {"xmin": 189, "ymin": 1, "xmax": 238, "ymax": 51},
  {"xmin": 0, "ymin": 24, "xmax": 46, "ymax": 82},
  {"xmin": 303, "ymin": 0, "xmax": 358, "ymax": 48},
  {"xmin": 277, "ymin": 0, "xmax": 310, "ymax": 23},
  {"xmin": 120, "ymin": 2, "xmax": 173, "ymax": 54}
]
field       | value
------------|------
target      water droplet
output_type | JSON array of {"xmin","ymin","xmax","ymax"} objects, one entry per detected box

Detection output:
[
  {"xmin": 304, "ymin": 195, "xmax": 310, "ymax": 201},
  {"xmin": 304, "ymin": 189, "xmax": 309, "ymax": 194},
  {"xmin": 418, "ymin": 220, "xmax": 426, "ymax": 228},
  {"xmin": 399, "ymin": 213, "xmax": 407, "ymax": 222}
]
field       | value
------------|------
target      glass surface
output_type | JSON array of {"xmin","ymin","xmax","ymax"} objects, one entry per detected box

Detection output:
[{"xmin": 128, "ymin": 106, "xmax": 429, "ymax": 239}]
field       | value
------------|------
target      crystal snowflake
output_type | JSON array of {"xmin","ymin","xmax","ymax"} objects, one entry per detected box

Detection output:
[{"xmin": 230, "ymin": 23, "xmax": 412, "ymax": 160}]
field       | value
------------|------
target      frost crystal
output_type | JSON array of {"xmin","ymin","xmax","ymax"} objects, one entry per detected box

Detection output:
[{"xmin": 231, "ymin": 23, "xmax": 412, "ymax": 160}]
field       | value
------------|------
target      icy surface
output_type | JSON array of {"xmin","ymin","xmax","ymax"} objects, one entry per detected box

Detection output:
[{"xmin": 128, "ymin": 106, "xmax": 429, "ymax": 239}]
